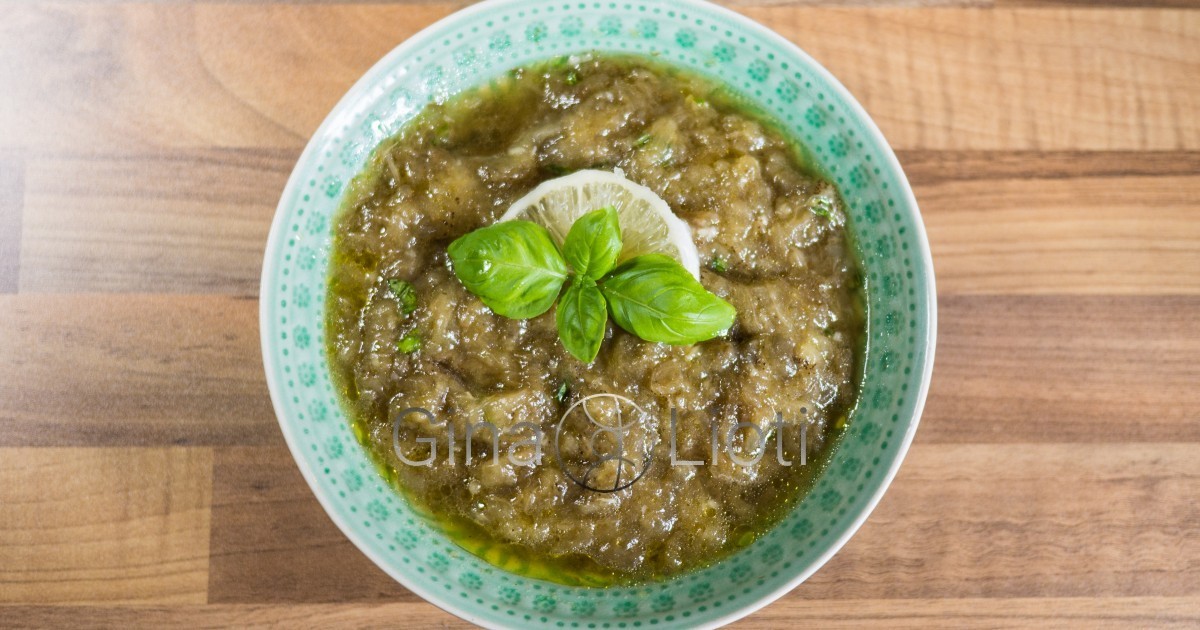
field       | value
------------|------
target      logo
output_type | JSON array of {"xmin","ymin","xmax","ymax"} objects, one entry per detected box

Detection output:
[
  {"xmin": 390, "ymin": 393, "xmax": 809, "ymax": 492},
  {"xmin": 553, "ymin": 394, "xmax": 655, "ymax": 493}
]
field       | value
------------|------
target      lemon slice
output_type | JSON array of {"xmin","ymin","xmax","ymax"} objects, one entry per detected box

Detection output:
[{"xmin": 499, "ymin": 168, "xmax": 701, "ymax": 278}]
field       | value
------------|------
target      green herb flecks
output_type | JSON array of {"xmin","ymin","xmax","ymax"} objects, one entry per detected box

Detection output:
[
  {"xmin": 387, "ymin": 278, "xmax": 417, "ymax": 315},
  {"xmin": 397, "ymin": 330, "xmax": 421, "ymax": 354},
  {"xmin": 809, "ymin": 196, "xmax": 833, "ymax": 218},
  {"xmin": 635, "ymin": 133, "xmax": 653, "ymax": 148},
  {"xmin": 554, "ymin": 381, "xmax": 570, "ymax": 403},
  {"xmin": 708, "ymin": 256, "xmax": 728, "ymax": 274}
]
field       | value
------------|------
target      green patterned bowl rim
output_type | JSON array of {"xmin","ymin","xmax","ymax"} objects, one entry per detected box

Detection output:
[{"xmin": 260, "ymin": 0, "xmax": 937, "ymax": 627}]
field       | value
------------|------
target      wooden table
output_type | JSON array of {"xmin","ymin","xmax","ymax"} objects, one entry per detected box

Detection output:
[{"xmin": 1, "ymin": 2, "xmax": 1197, "ymax": 627}]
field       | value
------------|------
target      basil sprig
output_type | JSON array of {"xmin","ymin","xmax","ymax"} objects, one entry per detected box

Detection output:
[{"xmin": 447, "ymin": 205, "xmax": 736, "ymax": 363}]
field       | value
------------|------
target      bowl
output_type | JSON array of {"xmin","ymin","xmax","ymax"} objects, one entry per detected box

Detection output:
[{"xmin": 260, "ymin": 0, "xmax": 936, "ymax": 626}]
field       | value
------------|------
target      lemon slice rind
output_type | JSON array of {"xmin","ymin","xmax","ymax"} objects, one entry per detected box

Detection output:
[{"xmin": 499, "ymin": 169, "xmax": 701, "ymax": 279}]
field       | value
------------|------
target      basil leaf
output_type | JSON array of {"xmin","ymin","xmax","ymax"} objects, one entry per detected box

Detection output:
[
  {"xmin": 599, "ymin": 254, "xmax": 737, "ymax": 345},
  {"xmin": 554, "ymin": 381, "xmax": 570, "ymax": 403},
  {"xmin": 555, "ymin": 278, "xmax": 608, "ymax": 363},
  {"xmin": 562, "ymin": 205, "xmax": 622, "ymax": 280},
  {"xmin": 448, "ymin": 220, "xmax": 568, "ymax": 319}
]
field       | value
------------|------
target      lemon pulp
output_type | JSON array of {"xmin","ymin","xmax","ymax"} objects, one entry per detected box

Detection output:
[{"xmin": 499, "ymin": 168, "xmax": 701, "ymax": 278}]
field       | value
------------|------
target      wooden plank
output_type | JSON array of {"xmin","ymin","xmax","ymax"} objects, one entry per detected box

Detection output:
[
  {"xmin": 1001, "ymin": 0, "xmax": 1200, "ymax": 8},
  {"xmin": 205, "ymin": 442, "xmax": 1200, "ymax": 603},
  {"xmin": 0, "ymin": 4, "xmax": 452, "ymax": 152},
  {"xmin": 207, "ymin": 444, "xmax": 413, "ymax": 603},
  {"xmin": 20, "ymin": 149, "xmax": 291, "ymax": 294},
  {"xmin": 0, "ymin": 295, "xmax": 276, "ymax": 447},
  {"xmin": 730, "ymin": 0, "xmax": 992, "ymax": 5},
  {"xmin": 898, "ymin": 150, "xmax": 1200, "ymax": 185},
  {"xmin": 0, "ymin": 448, "xmax": 212, "ymax": 605},
  {"xmin": 1, "ymin": 6, "xmax": 1196, "ymax": 152},
  {"xmin": 922, "ymin": 295, "xmax": 1200, "ymax": 443},
  {"xmin": 740, "ymin": 8, "xmax": 1200, "ymax": 150},
  {"xmin": 0, "ymin": 604, "xmax": 468, "ymax": 629},
  {"xmin": 16, "ymin": 149, "xmax": 1200, "ymax": 295},
  {"xmin": 914, "ymin": 170, "xmax": 1200, "ymax": 295},
  {"xmin": 800, "ymin": 443, "xmax": 1200, "ymax": 599},
  {"xmin": 0, "ymin": 4, "xmax": 304, "ymax": 151},
  {"xmin": 1, "ymin": 597, "xmax": 1198, "ymax": 628},
  {"xmin": 735, "ymin": 596, "xmax": 1200, "ymax": 628},
  {"xmin": 0, "ymin": 151, "xmax": 22, "ymax": 293},
  {"xmin": 0, "ymin": 294, "xmax": 1192, "ymax": 446}
]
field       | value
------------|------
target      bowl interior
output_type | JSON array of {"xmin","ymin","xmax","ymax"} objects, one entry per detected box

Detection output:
[{"xmin": 260, "ymin": 0, "xmax": 934, "ymax": 627}]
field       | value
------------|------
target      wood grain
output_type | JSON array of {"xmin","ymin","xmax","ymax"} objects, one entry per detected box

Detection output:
[
  {"xmin": 1001, "ymin": 0, "xmax": 1200, "ymax": 7},
  {"xmin": 0, "ymin": 295, "xmax": 276, "ymax": 447},
  {"xmin": 0, "ymin": 4, "xmax": 452, "ymax": 152},
  {"xmin": 922, "ymin": 295, "xmax": 1200, "ymax": 443},
  {"xmin": 917, "ymin": 171, "xmax": 1200, "ymax": 295},
  {"xmin": 0, "ymin": 448, "xmax": 212, "ymax": 605},
  {"xmin": 730, "ymin": 0, "xmax": 992, "ymax": 5},
  {"xmin": 14, "ymin": 150, "xmax": 1200, "ymax": 295},
  {"xmin": 898, "ymin": 150, "xmax": 1200, "ymax": 186},
  {"xmin": 1, "ymin": 2, "xmax": 1197, "ymax": 627},
  {"xmin": 207, "ymin": 444, "xmax": 412, "ymax": 604},
  {"xmin": 201, "ymin": 441, "xmax": 1200, "ymax": 602},
  {"xmin": 0, "ymin": 151, "xmax": 22, "ymax": 293},
  {"xmin": 2, "ymin": 597, "xmax": 1198, "ymax": 629},
  {"xmin": 1, "ymin": 6, "xmax": 1197, "ymax": 152},
  {"xmin": 1, "ymin": 294, "xmax": 1192, "ymax": 447},
  {"xmin": 20, "ymin": 149, "xmax": 290, "ymax": 294},
  {"xmin": 803, "ymin": 443, "xmax": 1200, "ymax": 599},
  {"xmin": 732, "ymin": 596, "xmax": 1200, "ymax": 628},
  {"xmin": 747, "ymin": 8, "xmax": 1200, "ymax": 151}
]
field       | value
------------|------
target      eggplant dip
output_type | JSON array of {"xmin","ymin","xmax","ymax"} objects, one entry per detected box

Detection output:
[{"xmin": 326, "ymin": 54, "xmax": 864, "ymax": 585}]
